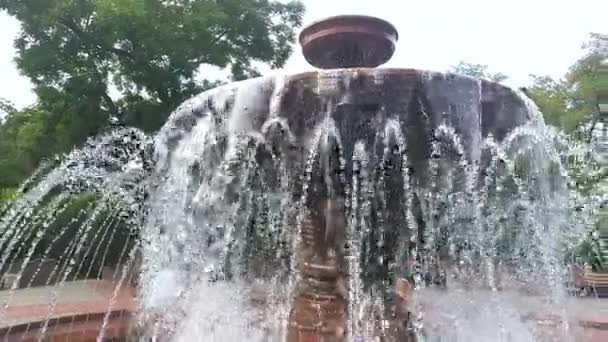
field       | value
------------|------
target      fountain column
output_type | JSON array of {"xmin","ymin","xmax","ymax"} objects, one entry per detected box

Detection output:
[
  {"xmin": 287, "ymin": 198, "xmax": 348, "ymax": 341},
  {"xmin": 286, "ymin": 15, "xmax": 412, "ymax": 341}
]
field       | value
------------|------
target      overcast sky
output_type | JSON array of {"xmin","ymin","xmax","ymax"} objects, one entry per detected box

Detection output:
[{"xmin": 1, "ymin": 0, "xmax": 606, "ymax": 110}]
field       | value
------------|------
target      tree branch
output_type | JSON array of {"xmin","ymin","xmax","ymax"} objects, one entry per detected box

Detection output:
[
  {"xmin": 211, "ymin": 29, "xmax": 230, "ymax": 45},
  {"xmin": 56, "ymin": 19, "xmax": 121, "ymax": 118},
  {"xmin": 101, "ymin": 91, "xmax": 119, "ymax": 117},
  {"xmin": 190, "ymin": 30, "xmax": 230, "ymax": 65},
  {"xmin": 58, "ymin": 17, "xmax": 179, "ymax": 109},
  {"xmin": 59, "ymin": 18, "xmax": 135, "ymax": 61}
]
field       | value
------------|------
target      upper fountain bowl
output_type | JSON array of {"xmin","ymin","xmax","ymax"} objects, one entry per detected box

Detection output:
[{"xmin": 299, "ymin": 15, "xmax": 399, "ymax": 69}]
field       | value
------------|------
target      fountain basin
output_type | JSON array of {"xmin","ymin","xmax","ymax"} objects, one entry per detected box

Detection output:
[
  {"xmin": 150, "ymin": 66, "xmax": 536, "ymax": 340},
  {"xmin": 178, "ymin": 68, "xmax": 532, "ymax": 170},
  {"xmin": 0, "ymin": 280, "xmax": 136, "ymax": 341},
  {"xmin": 1, "ymin": 311, "xmax": 132, "ymax": 342}
]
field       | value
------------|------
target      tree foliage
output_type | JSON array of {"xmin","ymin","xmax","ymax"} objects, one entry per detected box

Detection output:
[
  {"xmin": 0, "ymin": 106, "xmax": 51, "ymax": 187},
  {"xmin": 0, "ymin": 97, "xmax": 16, "ymax": 120},
  {"xmin": 449, "ymin": 60, "xmax": 508, "ymax": 83},
  {"xmin": 526, "ymin": 33, "xmax": 607, "ymax": 135},
  {"xmin": 525, "ymin": 33, "xmax": 608, "ymax": 208},
  {"xmin": 0, "ymin": 0, "xmax": 305, "ymax": 187}
]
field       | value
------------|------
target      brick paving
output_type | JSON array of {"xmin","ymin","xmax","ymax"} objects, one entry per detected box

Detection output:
[
  {"xmin": 6, "ymin": 313, "xmax": 133, "ymax": 342},
  {"xmin": 1, "ymin": 280, "xmax": 136, "ymax": 328},
  {"xmin": 418, "ymin": 287, "xmax": 608, "ymax": 342},
  {"xmin": 1, "ymin": 280, "xmax": 607, "ymax": 341},
  {"xmin": 0, "ymin": 280, "xmax": 137, "ymax": 341},
  {"xmin": 578, "ymin": 329, "xmax": 608, "ymax": 342}
]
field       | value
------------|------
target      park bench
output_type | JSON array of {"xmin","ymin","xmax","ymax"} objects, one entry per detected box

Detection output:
[{"xmin": 574, "ymin": 264, "xmax": 608, "ymax": 297}]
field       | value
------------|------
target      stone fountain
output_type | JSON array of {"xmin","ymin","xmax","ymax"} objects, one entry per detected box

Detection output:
[
  {"xmin": 2, "ymin": 14, "xmax": 596, "ymax": 342},
  {"xmin": 141, "ymin": 14, "xmax": 546, "ymax": 341},
  {"xmin": 276, "ymin": 15, "xmax": 530, "ymax": 342}
]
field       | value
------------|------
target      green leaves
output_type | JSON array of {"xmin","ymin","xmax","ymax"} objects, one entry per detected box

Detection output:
[
  {"xmin": 527, "ymin": 34, "xmax": 607, "ymax": 135},
  {"xmin": 1, "ymin": 0, "xmax": 305, "ymax": 128},
  {"xmin": 449, "ymin": 61, "xmax": 508, "ymax": 83},
  {"xmin": 0, "ymin": 0, "xmax": 305, "ymax": 187},
  {"xmin": 574, "ymin": 217, "xmax": 608, "ymax": 272},
  {"xmin": 0, "ymin": 97, "xmax": 16, "ymax": 117},
  {"xmin": 0, "ymin": 106, "xmax": 49, "ymax": 187},
  {"xmin": 0, "ymin": 188, "xmax": 17, "ymax": 204}
]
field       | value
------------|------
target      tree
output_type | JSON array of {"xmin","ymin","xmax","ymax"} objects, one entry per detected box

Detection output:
[
  {"xmin": 0, "ymin": 105, "xmax": 55, "ymax": 188},
  {"xmin": 526, "ymin": 75, "xmax": 575, "ymax": 131},
  {"xmin": 525, "ymin": 34, "xmax": 608, "ymax": 261},
  {"xmin": 526, "ymin": 33, "xmax": 607, "ymax": 135},
  {"xmin": 0, "ymin": 97, "xmax": 16, "ymax": 120},
  {"xmin": 0, "ymin": 0, "xmax": 305, "ymax": 186},
  {"xmin": 1, "ymin": 0, "xmax": 305, "ymax": 130},
  {"xmin": 449, "ymin": 61, "xmax": 508, "ymax": 83}
]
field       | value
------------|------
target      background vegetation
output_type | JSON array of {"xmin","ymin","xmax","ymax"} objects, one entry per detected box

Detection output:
[{"xmin": 0, "ymin": 0, "xmax": 305, "ymax": 189}]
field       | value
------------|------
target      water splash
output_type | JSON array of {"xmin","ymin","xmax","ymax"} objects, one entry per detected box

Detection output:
[{"xmin": 0, "ymin": 71, "xmax": 603, "ymax": 342}]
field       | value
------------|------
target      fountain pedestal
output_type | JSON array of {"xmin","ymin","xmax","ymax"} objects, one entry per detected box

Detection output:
[
  {"xmin": 287, "ymin": 206, "xmax": 347, "ymax": 342},
  {"xmin": 287, "ymin": 15, "xmax": 409, "ymax": 342}
]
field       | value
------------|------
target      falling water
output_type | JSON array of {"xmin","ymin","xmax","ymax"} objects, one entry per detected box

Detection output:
[
  {"xmin": 0, "ymin": 70, "xmax": 605, "ymax": 342},
  {"xmin": 0, "ymin": 128, "xmax": 150, "ymax": 339}
]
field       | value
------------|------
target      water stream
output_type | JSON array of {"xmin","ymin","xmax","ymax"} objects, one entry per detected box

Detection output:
[{"xmin": 0, "ymin": 72, "xmax": 605, "ymax": 341}]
